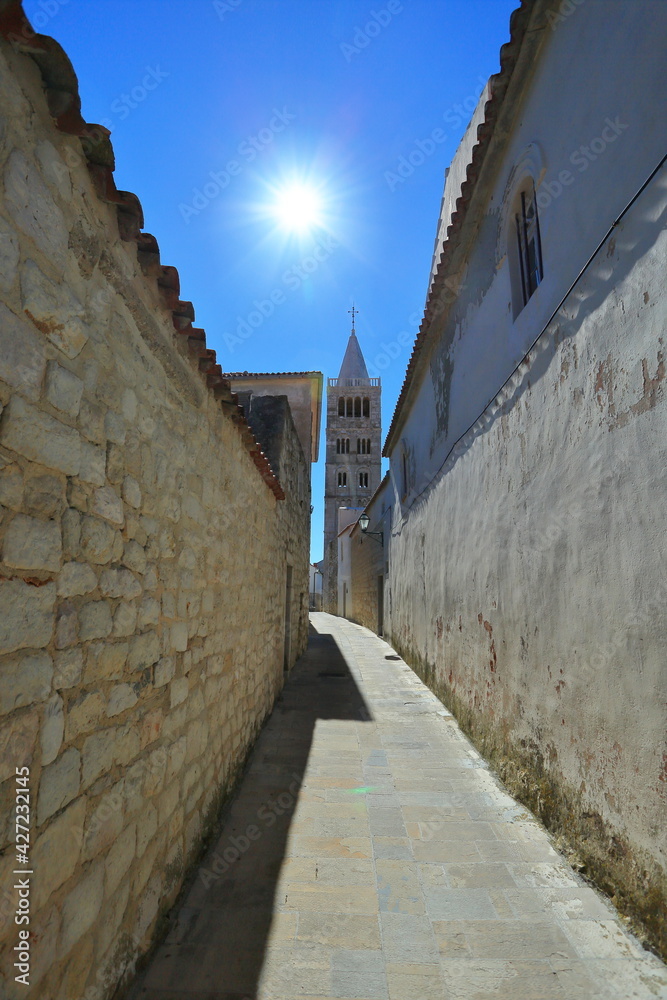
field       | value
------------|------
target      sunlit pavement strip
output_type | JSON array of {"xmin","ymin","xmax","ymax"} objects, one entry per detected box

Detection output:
[{"xmin": 130, "ymin": 613, "xmax": 667, "ymax": 1000}]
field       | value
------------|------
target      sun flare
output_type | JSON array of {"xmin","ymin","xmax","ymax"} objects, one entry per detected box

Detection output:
[{"xmin": 273, "ymin": 184, "xmax": 322, "ymax": 232}]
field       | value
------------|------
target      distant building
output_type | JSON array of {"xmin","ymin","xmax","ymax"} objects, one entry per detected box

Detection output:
[
  {"xmin": 322, "ymin": 314, "xmax": 381, "ymax": 611},
  {"xmin": 223, "ymin": 372, "xmax": 323, "ymax": 667},
  {"xmin": 223, "ymin": 371, "xmax": 323, "ymax": 466},
  {"xmin": 309, "ymin": 563, "xmax": 323, "ymax": 610},
  {"xmin": 348, "ymin": 473, "xmax": 392, "ymax": 635}
]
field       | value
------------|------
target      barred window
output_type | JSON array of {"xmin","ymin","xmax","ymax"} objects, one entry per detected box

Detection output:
[{"xmin": 514, "ymin": 184, "xmax": 543, "ymax": 311}]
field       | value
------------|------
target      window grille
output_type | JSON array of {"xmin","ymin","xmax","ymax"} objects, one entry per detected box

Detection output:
[{"xmin": 515, "ymin": 185, "xmax": 543, "ymax": 308}]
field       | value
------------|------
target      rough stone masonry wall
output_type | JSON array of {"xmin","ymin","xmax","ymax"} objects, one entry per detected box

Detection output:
[
  {"xmin": 0, "ymin": 27, "xmax": 304, "ymax": 1000},
  {"xmin": 348, "ymin": 529, "xmax": 384, "ymax": 635},
  {"xmin": 322, "ymin": 537, "xmax": 338, "ymax": 615},
  {"xmin": 276, "ymin": 415, "xmax": 310, "ymax": 666},
  {"xmin": 247, "ymin": 393, "xmax": 311, "ymax": 667}
]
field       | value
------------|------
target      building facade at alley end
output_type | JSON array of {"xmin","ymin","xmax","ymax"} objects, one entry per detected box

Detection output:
[
  {"xmin": 338, "ymin": 0, "xmax": 667, "ymax": 954},
  {"xmin": 0, "ymin": 4, "xmax": 321, "ymax": 998}
]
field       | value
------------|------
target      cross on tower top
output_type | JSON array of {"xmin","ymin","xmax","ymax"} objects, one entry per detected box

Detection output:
[{"xmin": 348, "ymin": 304, "xmax": 358, "ymax": 332}]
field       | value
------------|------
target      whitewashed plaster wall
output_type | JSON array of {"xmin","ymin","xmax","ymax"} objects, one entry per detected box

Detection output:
[{"xmin": 385, "ymin": 0, "xmax": 667, "ymax": 950}]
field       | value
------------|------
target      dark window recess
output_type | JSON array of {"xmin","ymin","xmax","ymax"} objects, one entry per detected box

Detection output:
[{"xmin": 515, "ymin": 185, "xmax": 543, "ymax": 308}]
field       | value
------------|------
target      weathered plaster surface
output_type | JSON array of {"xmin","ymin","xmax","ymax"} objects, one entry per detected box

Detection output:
[
  {"xmin": 389, "ymin": 183, "xmax": 667, "ymax": 953},
  {"xmin": 384, "ymin": 0, "xmax": 667, "ymax": 954}
]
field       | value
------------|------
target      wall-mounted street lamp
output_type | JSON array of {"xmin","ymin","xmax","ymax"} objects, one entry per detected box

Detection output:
[{"xmin": 358, "ymin": 513, "xmax": 383, "ymax": 546}]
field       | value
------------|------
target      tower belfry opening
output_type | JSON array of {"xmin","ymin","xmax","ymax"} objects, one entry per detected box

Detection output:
[{"xmin": 322, "ymin": 309, "xmax": 382, "ymax": 612}]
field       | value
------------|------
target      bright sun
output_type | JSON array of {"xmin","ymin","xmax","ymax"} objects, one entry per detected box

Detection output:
[{"xmin": 273, "ymin": 184, "xmax": 322, "ymax": 232}]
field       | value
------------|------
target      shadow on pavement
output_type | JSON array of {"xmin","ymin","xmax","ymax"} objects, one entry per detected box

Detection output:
[{"xmin": 129, "ymin": 618, "xmax": 371, "ymax": 1000}]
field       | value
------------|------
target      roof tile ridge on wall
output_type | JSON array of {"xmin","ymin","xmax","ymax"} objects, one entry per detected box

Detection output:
[
  {"xmin": 0, "ymin": 0, "xmax": 285, "ymax": 501},
  {"xmin": 383, "ymin": 0, "xmax": 535, "ymax": 457},
  {"xmin": 223, "ymin": 371, "xmax": 321, "ymax": 378}
]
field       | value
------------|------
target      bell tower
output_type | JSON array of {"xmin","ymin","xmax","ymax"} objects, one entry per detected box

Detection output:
[{"xmin": 322, "ymin": 308, "xmax": 381, "ymax": 612}]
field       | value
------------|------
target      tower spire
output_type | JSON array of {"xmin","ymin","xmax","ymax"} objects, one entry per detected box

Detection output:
[
  {"xmin": 322, "ymin": 307, "xmax": 381, "ymax": 613},
  {"xmin": 338, "ymin": 314, "xmax": 369, "ymax": 382}
]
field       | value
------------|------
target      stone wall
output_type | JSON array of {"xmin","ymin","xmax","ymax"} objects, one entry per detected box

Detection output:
[
  {"xmin": 0, "ymin": 20, "xmax": 308, "ymax": 1000},
  {"xmin": 348, "ymin": 527, "xmax": 383, "ymax": 634},
  {"xmin": 347, "ymin": 480, "xmax": 390, "ymax": 635},
  {"xmin": 322, "ymin": 537, "xmax": 338, "ymax": 615},
  {"xmin": 244, "ymin": 393, "xmax": 310, "ymax": 668}
]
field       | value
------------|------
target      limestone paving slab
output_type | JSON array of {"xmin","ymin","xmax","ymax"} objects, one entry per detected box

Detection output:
[{"xmin": 127, "ymin": 613, "xmax": 667, "ymax": 1000}]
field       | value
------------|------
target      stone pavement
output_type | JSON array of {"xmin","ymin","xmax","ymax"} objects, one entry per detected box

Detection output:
[{"xmin": 127, "ymin": 613, "xmax": 667, "ymax": 1000}]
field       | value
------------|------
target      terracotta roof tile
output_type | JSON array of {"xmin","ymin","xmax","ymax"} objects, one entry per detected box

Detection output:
[
  {"xmin": 383, "ymin": 0, "xmax": 534, "ymax": 456},
  {"xmin": 223, "ymin": 371, "xmax": 321, "ymax": 379},
  {"xmin": 0, "ymin": 0, "xmax": 285, "ymax": 501}
]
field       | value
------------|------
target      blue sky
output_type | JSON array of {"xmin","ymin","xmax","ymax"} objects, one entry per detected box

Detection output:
[{"xmin": 30, "ymin": 0, "xmax": 517, "ymax": 561}]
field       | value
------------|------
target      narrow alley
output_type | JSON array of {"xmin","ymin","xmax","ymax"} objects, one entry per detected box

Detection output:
[{"xmin": 128, "ymin": 614, "xmax": 667, "ymax": 1000}]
